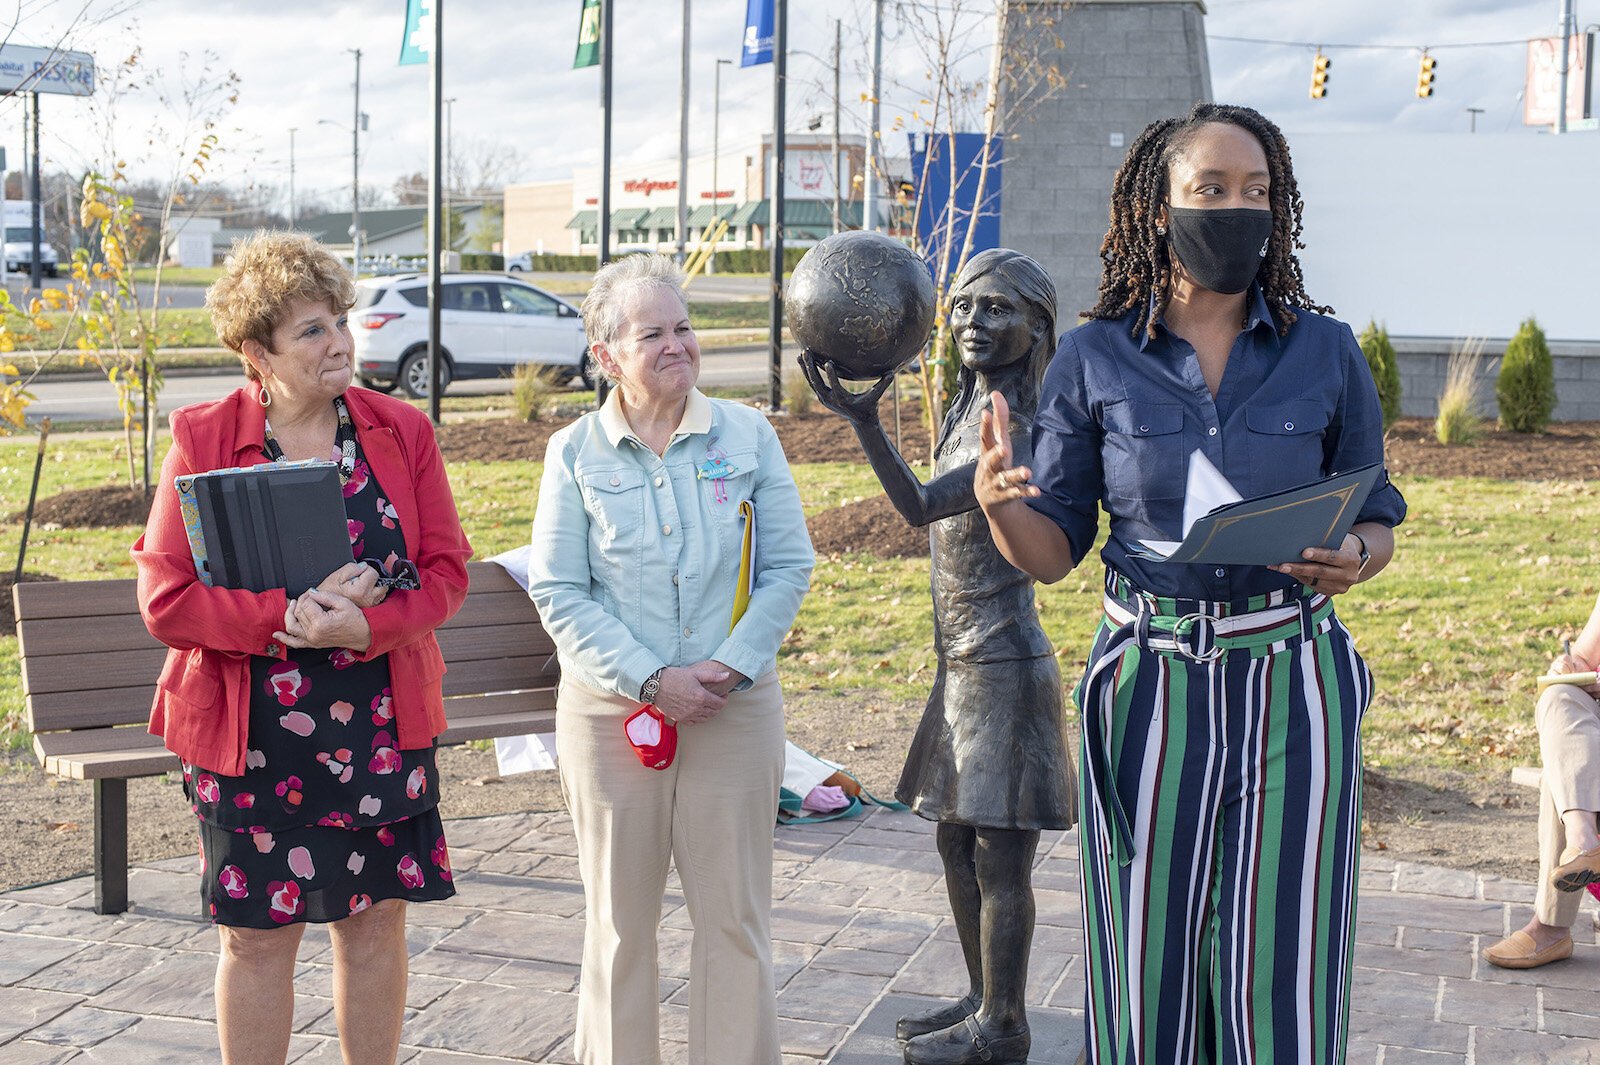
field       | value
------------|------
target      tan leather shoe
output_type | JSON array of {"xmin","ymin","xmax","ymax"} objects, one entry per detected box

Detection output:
[
  {"xmin": 1552, "ymin": 845, "xmax": 1600, "ymax": 893},
  {"xmin": 1483, "ymin": 929, "xmax": 1573, "ymax": 969}
]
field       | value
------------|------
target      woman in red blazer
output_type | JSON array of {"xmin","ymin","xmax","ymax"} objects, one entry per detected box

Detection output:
[{"xmin": 132, "ymin": 231, "xmax": 470, "ymax": 1065}]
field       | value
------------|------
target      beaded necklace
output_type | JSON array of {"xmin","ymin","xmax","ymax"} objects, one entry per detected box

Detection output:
[{"xmin": 262, "ymin": 396, "xmax": 358, "ymax": 483}]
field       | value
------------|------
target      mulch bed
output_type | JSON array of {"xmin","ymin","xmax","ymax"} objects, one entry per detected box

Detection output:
[
  {"xmin": 9, "ymin": 485, "xmax": 153, "ymax": 530},
  {"xmin": 20, "ymin": 412, "xmax": 1600, "ymax": 541}
]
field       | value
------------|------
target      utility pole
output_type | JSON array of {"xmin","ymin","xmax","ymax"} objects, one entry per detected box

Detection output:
[
  {"xmin": 444, "ymin": 97, "xmax": 456, "ymax": 251},
  {"xmin": 864, "ymin": 0, "xmax": 883, "ymax": 233},
  {"xmin": 1465, "ymin": 107, "xmax": 1484, "ymax": 132},
  {"xmin": 676, "ymin": 0, "xmax": 691, "ymax": 263},
  {"xmin": 350, "ymin": 48, "xmax": 363, "ymax": 274},
  {"xmin": 595, "ymin": 0, "xmax": 614, "ymax": 408},
  {"xmin": 30, "ymin": 92, "xmax": 41, "ymax": 289},
  {"xmin": 1555, "ymin": 0, "xmax": 1576, "ymax": 134},
  {"xmin": 428, "ymin": 5, "xmax": 443, "ymax": 421},
  {"xmin": 288, "ymin": 127, "xmax": 297, "ymax": 225},
  {"xmin": 832, "ymin": 18, "xmax": 841, "ymax": 233}
]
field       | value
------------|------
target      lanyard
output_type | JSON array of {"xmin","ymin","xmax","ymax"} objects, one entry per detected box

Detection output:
[{"xmin": 262, "ymin": 396, "xmax": 357, "ymax": 483}]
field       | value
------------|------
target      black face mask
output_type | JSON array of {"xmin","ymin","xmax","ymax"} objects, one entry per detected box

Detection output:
[{"xmin": 1163, "ymin": 206, "xmax": 1274, "ymax": 295}]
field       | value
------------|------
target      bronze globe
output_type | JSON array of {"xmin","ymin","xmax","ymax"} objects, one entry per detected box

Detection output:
[{"xmin": 786, "ymin": 230, "xmax": 936, "ymax": 380}]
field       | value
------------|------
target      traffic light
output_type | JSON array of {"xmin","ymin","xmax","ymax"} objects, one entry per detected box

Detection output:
[
  {"xmin": 1416, "ymin": 53, "xmax": 1437, "ymax": 97},
  {"xmin": 896, "ymin": 179, "xmax": 916, "ymax": 204},
  {"xmin": 1310, "ymin": 51, "xmax": 1331, "ymax": 99}
]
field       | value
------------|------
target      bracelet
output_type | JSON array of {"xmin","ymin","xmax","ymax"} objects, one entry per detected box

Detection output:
[{"xmin": 640, "ymin": 668, "xmax": 664, "ymax": 704}]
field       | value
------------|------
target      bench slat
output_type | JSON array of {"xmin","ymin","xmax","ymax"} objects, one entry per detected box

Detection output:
[
  {"xmin": 52, "ymin": 747, "xmax": 181, "ymax": 781},
  {"xmin": 13, "ymin": 578, "xmax": 139, "ymax": 621},
  {"xmin": 438, "ymin": 709, "xmax": 558, "ymax": 745},
  {"xmin": 22, "ymin": 647, "xmax": 169, "ymax": 697},
  {"xmin": 26, "ymin": 657, "xmax": 556, "ymax": 734},
  {"xmin": 18, "ymin": 614, "xmax": 158, "ymax": 658}
]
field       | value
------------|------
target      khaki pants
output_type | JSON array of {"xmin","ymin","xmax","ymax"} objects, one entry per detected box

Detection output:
[
  {"xmin": 1535, "ymin": 684, "xmax": 1600, "ymax": 928},
  {"xmin": 557, "ymin": 672, "xmax": 785, "ymax": 1065}
]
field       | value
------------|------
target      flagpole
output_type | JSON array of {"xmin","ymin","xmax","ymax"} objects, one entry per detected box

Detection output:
[
  {"xmin": 768, "ymin": 0, "xmax": 786, "ymax": 412},
  {"xmin": 427, "ymin": 0, "xmax": 444, "ymax": 423},
  {"xmin": 593, "ymin": 0, "xmax": 614, "ymax": 408}
]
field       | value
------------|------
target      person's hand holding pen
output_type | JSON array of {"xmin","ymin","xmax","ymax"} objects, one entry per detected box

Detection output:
[{"xmin": 1544, "ymin": 637, "xmax": 1600, "ymax": 697}]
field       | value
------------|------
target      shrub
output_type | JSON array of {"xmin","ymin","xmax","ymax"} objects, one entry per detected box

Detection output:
[
  {"xmin": 460, "ymin": 252, "xmax": 505, "ymax": 271},
  {"xmin": 1496, "ymin": 317, "xmax": 1555, "ymax": 433},
  {"xmin": 707, "ymin": 247, "xmax": 806, "ymax": 274},
  {"xmin": 1357, "ymin": 321, "xmax": 1402, "ymax": 429},
  {"xmin": 1436, "ymin": 338, "xmax": 1485, "ymax": 446},
  {"xmin": 784, "ymin": 365, "xmax": 815, "ymax": 415},
  {"xmin": 511, "ymin": 363, "xmax": 560, "ymax": 422}
]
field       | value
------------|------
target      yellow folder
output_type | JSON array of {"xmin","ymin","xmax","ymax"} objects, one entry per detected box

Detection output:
[{"xmin": 731, "ymin": 499, "xmax": 755, "ymax": 630}]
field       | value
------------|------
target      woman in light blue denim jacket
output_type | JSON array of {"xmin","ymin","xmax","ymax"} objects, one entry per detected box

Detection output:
[{"xmin": 527, "ymin": 254, "xmax": 813, "ymax": 1065}]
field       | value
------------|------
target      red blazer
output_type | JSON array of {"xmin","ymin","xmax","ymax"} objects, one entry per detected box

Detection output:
[{"xmin": 133, "ymin": 384, "xmax": 472, "ymax": 776}]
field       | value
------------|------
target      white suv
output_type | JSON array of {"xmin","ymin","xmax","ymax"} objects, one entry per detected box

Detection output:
[{"xmin": 350, "ymin": 273, "xmax": 589, "ymax": 398}]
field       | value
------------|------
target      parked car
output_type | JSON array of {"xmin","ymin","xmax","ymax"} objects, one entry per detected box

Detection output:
[
  {"xmin": 505, "ymin": 251, "xmax": 533, "ymax": 272},
  {"xmin": 349, "ymin": 273, "xmax": 590, "ymax": 398}
]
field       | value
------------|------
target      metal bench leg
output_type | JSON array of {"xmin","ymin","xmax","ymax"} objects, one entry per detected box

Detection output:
[{"xmin": 93, "ymin": 779, "xmax": 129, "ymax": 915}]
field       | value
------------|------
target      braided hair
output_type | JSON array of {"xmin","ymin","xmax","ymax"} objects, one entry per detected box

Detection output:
[{"xmin": 1085, "ymin": 102, "xmax": 1330, "ymax": 339}]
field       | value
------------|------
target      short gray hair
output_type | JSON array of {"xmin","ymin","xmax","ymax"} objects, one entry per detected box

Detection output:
[{"xmin": 581, "ymin": 253, "xmax": 690, "ymax": 350}]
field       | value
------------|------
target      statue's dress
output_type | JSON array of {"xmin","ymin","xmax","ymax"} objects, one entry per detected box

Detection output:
[{"xmin": 895, "ymin": 401, "xmax": 1078, "ymax": 830}]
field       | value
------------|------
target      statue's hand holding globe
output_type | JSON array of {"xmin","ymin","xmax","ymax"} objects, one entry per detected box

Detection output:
[{"xmin": 789, "ymin": 231, "xmax": 935, "ymax": 424}]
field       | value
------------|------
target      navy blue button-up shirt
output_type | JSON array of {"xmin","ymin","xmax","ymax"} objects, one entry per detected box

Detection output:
[{"xmin": 1029, "ymin": 287, "xmax": 1407, "ymax": 601}]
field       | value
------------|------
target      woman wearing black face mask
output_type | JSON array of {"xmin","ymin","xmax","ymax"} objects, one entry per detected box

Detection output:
[{"xmin": 973, "ymin": 103, "xmax": 1407, "ymax": 1065}]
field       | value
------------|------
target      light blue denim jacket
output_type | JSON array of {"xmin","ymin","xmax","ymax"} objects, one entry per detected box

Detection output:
[{"xmin": 527, "ymin": 388, "xmax": 814, "ymax": 701}]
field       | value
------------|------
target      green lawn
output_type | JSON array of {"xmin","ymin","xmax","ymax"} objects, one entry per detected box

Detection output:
[
  {"xmin": 130, "ymin": 266, "xmax": 224, "ymax": 286},
  {"xmin": 0, "ymin": 429, "xmax": 1584, "ymax": 780}
]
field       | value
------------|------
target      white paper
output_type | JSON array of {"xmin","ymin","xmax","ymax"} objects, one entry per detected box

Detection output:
[
  {"xmin": 494, "ymin": 733, "xmax": 558, "ymax": 775},
  {"xmin": 1133, "ymin": 450, "xmax": 1243, "ymax": 561},
  {"xmin": 1181, "ymin": 449, "xmax": 1243, "ymax": 536},
  {"xmin": 625, "ymin": 711, "xmax": 662, "ymax": 747},
  {"xmin": 782, "ymin": 740, "xmax": 844, "ymax": 797},
  {"xmin": 486, "ymin": 544, "xmax": 533, "ymax": 590}
]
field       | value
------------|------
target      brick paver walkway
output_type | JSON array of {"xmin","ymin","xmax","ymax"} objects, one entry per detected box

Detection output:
[{"xmin": 1, "ymin": 807, "xmax": 1597, "ymax": 1063}]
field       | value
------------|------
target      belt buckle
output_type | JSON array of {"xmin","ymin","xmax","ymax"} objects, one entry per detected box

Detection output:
[{"xmin": 1173, "ymin": 611, "xmax": 1224, "ymax": 662}]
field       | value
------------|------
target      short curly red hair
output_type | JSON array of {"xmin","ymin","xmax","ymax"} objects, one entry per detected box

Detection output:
[{"xmin": 206, "ymin": 230, "xmax": 355, "ymax": 381}]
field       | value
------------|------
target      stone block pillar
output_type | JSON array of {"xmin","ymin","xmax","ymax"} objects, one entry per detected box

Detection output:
[{"xmin": 999, "ymin": 0, "xmax": 1211, "ymax": 318}]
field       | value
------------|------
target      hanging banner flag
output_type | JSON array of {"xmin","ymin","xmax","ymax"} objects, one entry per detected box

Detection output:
[
  {"xmin": 574, "ymin": 0, "xmax": 602, "ymax": 69},
  {"xmin": 399, "ymin": 0, "xmax": 432, "ymax": 66},
  {"xmin": 741, "ymin": 0, "xmax": 774, "ymax": 67}
]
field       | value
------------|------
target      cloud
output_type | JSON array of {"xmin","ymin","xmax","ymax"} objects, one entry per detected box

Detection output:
[{"xmin": 1, "ymin": 0, "xmax": 1574, "ymax": 209}]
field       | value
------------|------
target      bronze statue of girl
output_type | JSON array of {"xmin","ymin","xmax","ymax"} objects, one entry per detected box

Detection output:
[{"xmin": 800, "ymin": 248, "xmax": 1077, "ymax": 1065}]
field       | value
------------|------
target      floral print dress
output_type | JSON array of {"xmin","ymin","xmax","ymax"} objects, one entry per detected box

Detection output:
[{"xmin": 184, "ymin": 429, "xmax": 455, "ymax": 927}]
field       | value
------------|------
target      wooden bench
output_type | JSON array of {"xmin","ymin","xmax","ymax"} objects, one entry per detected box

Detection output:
[{"xmin": 13, "ymin": 561, "xmax": 558, "ymax": 915}]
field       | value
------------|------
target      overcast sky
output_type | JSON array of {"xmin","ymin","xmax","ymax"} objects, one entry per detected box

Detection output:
[{"xmin": 0, "ymin": 0, "xmax": 1582, "ymax": 214}]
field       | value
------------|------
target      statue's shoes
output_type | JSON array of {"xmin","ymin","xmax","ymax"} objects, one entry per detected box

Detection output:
[
  {"xmin": 903, "ymin": 1014, "xmax": 1030, "ymax": 1065},
  {"xmin": 896, "ymin": 993, "xmax": 980, "ymax": 1042}
]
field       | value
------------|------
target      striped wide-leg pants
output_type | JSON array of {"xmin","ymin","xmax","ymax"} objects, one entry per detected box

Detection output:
[{"xmin": 1076, "ymin": 578, "xmax": 1374, "ymax": 1065}]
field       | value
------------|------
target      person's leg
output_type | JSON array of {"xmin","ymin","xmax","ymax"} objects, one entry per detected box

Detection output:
[
  {"xmin": 670, "ymin": 672, "xmax": 785, "ymax": 1065},
  {"xmin": 1077, "ymin": 640, "xmax": 1221, "ymax": 1065},
  {"xmin": 1212, "ymin": 624, "xmax": 1369, "ymax": 1065},
  {"xmin": 326, "ymin": 898, "xmax": 408, "ymax": 1064},
  {"xmin": 558, "ymin": 680, "xmax": 677, "ymax": 1065},
  {"xmin": 216, "ymin": 922, "xmax": 306, "ymax": 1065}
]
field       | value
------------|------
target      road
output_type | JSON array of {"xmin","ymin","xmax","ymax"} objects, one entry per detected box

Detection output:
[
  {"xmin": 20, "ymin": 343, "xmax": 797, "ymax": 425},
  {"xmin": 4, "ymin": 277, "xmax": 209, "ymax": 309}
]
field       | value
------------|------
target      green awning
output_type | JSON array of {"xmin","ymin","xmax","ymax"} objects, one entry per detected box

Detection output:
[
  {"xmin": 688, "ymin": 204, "xmax": 739, "ymax": 227},
  {"xmin": 564, "ymin": 209, "xmax": 597, "ymax": 230},
  {"xmin": 611, "ymin": 207, "xmax": 649, "ymax": 230},
  {"xmin": 729, "ymin": 201, "xmax": 767, "ymax": 227},
  {"xmin": 640, "ymin": 206, "xmax": 680, "ymax": 230}
]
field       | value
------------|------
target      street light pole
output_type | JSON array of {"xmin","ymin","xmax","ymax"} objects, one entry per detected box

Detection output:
[
  {"xmin": 865, "ymin": 0, "xmax": 883, "ymax": 232},
  {"xmin": 832, "ymin": 18, "xmax": 841, "ymax": 233},
  {"xmin": 1555, "ymin": 0, "xmax": 1575, "ymax": 134},
  {"xmin": 1465, "ymin": 107, "xmax": 1484, "ymax": 132},
  {"xmin": 288, "ymin": 127, "xmax": 297, "ymax": 226},
  {"xmin": 350, "ymin": 48, "xmax": 363, "ymax": 274},
  {"xmin": 713, "ymin": 58, "xmax": 732, "ymax": 269},
  {"xmin": 676, "ymin": 0, "xmax": 691, "ymax": 263}
]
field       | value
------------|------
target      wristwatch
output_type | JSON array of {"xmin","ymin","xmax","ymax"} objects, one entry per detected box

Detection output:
[
  {"xmin": 640, "ymin": 668, "xmax": 664, "ymax": 704},
  {"xmin": 1351, "ymin": 531, "xmax": 1371, "ymax": 577}
]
